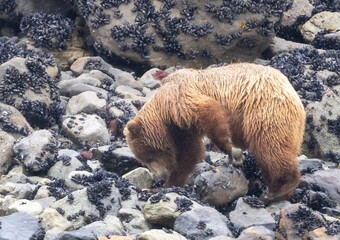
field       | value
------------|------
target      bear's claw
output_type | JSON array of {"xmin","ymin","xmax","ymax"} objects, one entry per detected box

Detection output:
[{"xmin": 231, "ymin": 147, "xmax": 244, "ymax": 167}]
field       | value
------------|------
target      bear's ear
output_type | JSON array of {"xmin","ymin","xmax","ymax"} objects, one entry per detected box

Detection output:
[{"xmin": 125, "ymin": 119, "xmax": 142, "ymax": 137}]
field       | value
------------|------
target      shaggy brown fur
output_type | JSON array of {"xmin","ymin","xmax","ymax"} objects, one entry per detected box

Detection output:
[{"xmin": 124, "ymin": 63, "xmax": 306, "ymax": 203}]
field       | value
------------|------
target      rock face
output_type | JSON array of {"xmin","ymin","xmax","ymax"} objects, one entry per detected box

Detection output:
[
  {"xmin": 301, "ymin": 11, "xmax": 340, "ymax": 42},
  {"xmin": 74, "ymin": 0, "xmax": 292, "ymax": 68}
]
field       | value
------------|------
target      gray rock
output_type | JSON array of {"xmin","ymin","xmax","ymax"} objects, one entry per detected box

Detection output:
[
  {"xmin": 229, "ymin": 198, "xmax": 276, "ymax": 230},
  {"xmin": 58, "ymin": 70, "xmax": 115, "ymax": 96},
  {"xmin": 59, "ymin": 83, "xmax": 109, "ymax": 99},
  {"xmin": 118, "ymin": 208, "xmax": 151, "ymax": 235},
  {"xmin": 237, "ymin": 226, "xmax": 275, "ymax": 240},
  {"xmin": 112, "ymin": 147, "xmax": 139, "ymax": 159},
  {"xmin": 301, "ymin": 11, "xmax": 340, "ymax": 42},
  {"xmin": 0, "ymin": 212, "xmax": 44, "ymax": 240},
  {"xmin": 70, "ymin": 56, "xmax": 124, "ymax": 77},
  {"xmin": 280, "ymin": 0, "xmax": 313, "ymax": 27},
  {"xmin": 65, "ymin": 91, "xmax": 107, "ymax": 115},
  {"xmin": 34, "ymin": 196, "xmax": 56, "ymax": 209},
  {"xmin": 122, "ymin": 167, "xmax": 154, "ymax": 190},
  {"xmin": 7, "ymin": 199, "xmax": 43, "ymax": 216},
  {"xmin": 47, "ymin": 153, "xmax": 84, "ymax": 189},
  {"xmin": 58, "ymin": 229, "xmax": 97, "ymax": 240},
  {"xmin": 266, "ymin": 37, "xmax": 311, "ymax": 58},
  {"xmin": 138, "ymin": 68, "xmax": 162, "ymax": 89},
  {"xmin": 67, "ymin": 171, "xmax": 94, "ymax": 190},
  {"xmin": 58, "ymin": 149, "xmax": 80, "ymax": 159},
  {"xmin": 276, "ymin": 203, "xmax": 327, "ymax": 239},
  {"xmin": 100, "ymin": 147, "xmax": 140, "ymax": 175},
  {"xmin": 0, "ymin": 103, "xmax": 33, "ymax": 138},
  {"xmin": 84, "ymin": 70, "xmax": 115, "ymax": 85},
  {"xmin": 0, "ymin": 165, "xmax": 30, "ymax": 185},
  {"xmin": 108, "ymin": 98, "xmax": 140, "ymax": 119},
  {"xmin": 79, "ymin": 215, "xmax": 126, "ymax": 238},
  {"xmin": 114, "ymin": 71, "xmax": 142, "ymax": 90},
  {"xmin": 143, "ymin": 192, "xmax": 202, "ymax": 227},
  {"xmin": 209, "ymin": 237, "xmax": 235, "ymax": 240},
  {"xmin": 70, "ymin": 56, "xmax": 142, "ymax": 90},
  {"xmin": 62, "ymin": 113, "xmax": 110, "ymax": 145},
  {"xmin": 298, "ymin": 158, "xmax": 324, "ymax": 173},
  {"xmin": 51, "ymin": 186, "xmax": 121, "ymax": 229},
  {"xmin": 13, "ymin": 130, "xmax": 57, "ymax": 174},
  {"xmin": 0, "ymin": 0, "xmax": 71, "ymax": 22},
  {"xmin": 0, "ymin": 57, "xmax": 60, "ymax": 127},
  {"xmin": 40, "ymin": 208, "xmax": 73, "ymax": 239},
  {"xmin": 207, "ymin": 151, "xmax": 228, "ymax": 164},
  {"xmin": 174, "ymin": 206, "xmax": 233, "ymax": 239},
  {"xmin": 304, "ymin": 83, "xmax": 340, "ymax": 160},
  {"xmin": 115, "ymin": 85, "xmax": 144, "ymax": 99},
  {"xmin": 194, "ymin": 165, "xmax": 248, "ymax": 206},
  {"xmin": 301, "ymin": 169, "xmax": 340, "ymax": 202},
  {"xmin": 0, "ymin": 131, "xmax": 15, "ymax": 175},
  {"xmin": 0, "ymin": 182, "xmax": 37, "ymax": 199},
  {"xmin": 137, "ymin": 229, "xmax": 187, "ymax": 240}
]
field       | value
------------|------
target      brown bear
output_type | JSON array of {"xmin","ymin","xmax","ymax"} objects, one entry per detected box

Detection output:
[{"xmin": 124, "ymin": 63, "xmax": 306, "ymax": 203}]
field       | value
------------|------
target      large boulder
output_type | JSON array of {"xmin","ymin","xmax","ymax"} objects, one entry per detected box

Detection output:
[{"xmin": 74, "ymin": 0, "xmax": 293, "ymax": 68}]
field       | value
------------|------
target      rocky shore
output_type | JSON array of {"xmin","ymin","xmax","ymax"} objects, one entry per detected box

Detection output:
[{"xmin": 0, "ymin": 0, "xmax": 340, "ymax": 240}]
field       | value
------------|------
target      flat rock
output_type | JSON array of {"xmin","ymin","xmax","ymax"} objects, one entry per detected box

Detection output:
[
  {"xmin": 174, "ymin": 206, "xmax": 233, "ymax": 239},
  {"xmin": 115, "ymin": 85, "xmax": 144, "ymax": 99},
  {"xmin": 0, "ymin": 131, "xmax": 15, "ymax": 175},
  {"xmin": 13, "ymin": 129, "xmax": 58, "ymax": 174},
  {"xmin": 137, "ymin": 229, "xmax": 187, "ymax": 240},
  {"xmin": 237, "ymin": 226, "xmax": 275, "ymax": 240},
  {"xmin": 301, "ymin": 169, "xmax": 340, "ymax": 202},
  {"xmin": 0, "ymin": 102, "xmax": 33, "ymax": 138},
  {"xmin": 143, "ymin": 192, "xmax": 202, "ymax": 227},
  {"xmin": 122, "ymin": 167, "xmax": 154, "ymax": 190},
  {"xmin": 280, "ymin": 0, "xmax": 313, "ymax": 27},
  {"xmin": 0, "ymin": 212, "xmax": 44, "ymax": 239},
  {"xmin": 229, "ymin": 198, "xmax": 276, "ymax": 230},
  {"xmin": 65, "ymin": 91, "xmax": 107, "ymax": 115},
  {"xmin": 51, "ymin": 185, "xmax": 121, "ymax": 229},
  {"xmin": 194, "ymin": 165, "xmax": 248, "ymax": 206},
  {"xmin": 62, "ymin": 113, "xmax": 110, "ymax": 145},
  {"xmin": 7, "ymin": 199, "xmax": 43, "ymax": 216}
]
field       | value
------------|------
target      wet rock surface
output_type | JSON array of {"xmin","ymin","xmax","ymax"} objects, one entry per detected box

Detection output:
[{"xmin": 0, "ymin": 1, "xmax": 339, "ymax": 240}]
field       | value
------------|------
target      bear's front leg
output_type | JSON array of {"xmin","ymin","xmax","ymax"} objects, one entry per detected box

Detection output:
[
  {"xmin": 193, "ymin": 97, "xmax": 235, "ymax": 157},
  {"xmin": 162, "ymin": 127, "xmax": 205, "ymax": 187}
]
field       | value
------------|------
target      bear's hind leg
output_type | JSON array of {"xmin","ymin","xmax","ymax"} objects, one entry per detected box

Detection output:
[{"xmin": 251, "ymin": 148, "xmax": 301, "ymax": 204}]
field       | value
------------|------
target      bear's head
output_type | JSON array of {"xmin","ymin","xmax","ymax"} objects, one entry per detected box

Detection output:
[{"xmin": 124, "ymin": 118, "xmax": 177, "ymax": 182}]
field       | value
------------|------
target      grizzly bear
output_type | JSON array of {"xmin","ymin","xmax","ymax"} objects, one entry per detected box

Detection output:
[{"xmin": 124, "ymin": 63, "xmax": 306, "ymax": 203}]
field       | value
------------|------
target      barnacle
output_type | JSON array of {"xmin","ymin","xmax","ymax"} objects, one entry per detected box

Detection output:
[
  {"xmin": 76, "ymin": 0, "xmax": 96, "ymax": 18},
  {"xmin": 184, "ymin": 22, "xmax": 213, "ymax": 40},
  {"xmin": 90, "ymin": 7, "xmax": 110, "ymax": 29},
  {"xmin": 100, "ymin": 0, "xmax": 131, "ymax": 9},
  {"xmin": 214, "ymin": 33, "xmax": 234, "ymax": 46},
  {"xmin": 0, "ymin": 0, "xmax": 16, "ymax": 14},
  {"xmin": 20, "ymin": 12, "xmax": 73, "ymax": 50}
]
